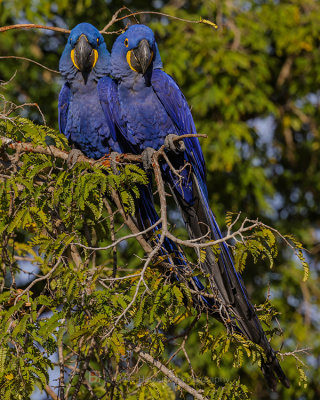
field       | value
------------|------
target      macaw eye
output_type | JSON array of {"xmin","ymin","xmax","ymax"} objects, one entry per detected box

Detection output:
[
  {"xmin": 97, "ymin": 38, "xmax": 99, "ymax": 45},
  {"xmin": 124, "ymin": 38, "xmax": 129, "ymax": 47}
]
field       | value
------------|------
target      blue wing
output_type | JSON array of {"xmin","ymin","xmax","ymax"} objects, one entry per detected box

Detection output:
[
  {"xmin": 98, "ymin": 76, "xmax": 214, "ymax": 306},
  {"xmin": 97, "ymin": 76, "xmax": 139, "ymax": 154},
  {"xmin": 58, "ymin": 82, "xmax": 71, "ymax": 135},
  {"xmin": 97, "ymin": 76, "xmax": 120, "ymax": 144},
  {"xmin": 152, "ymin": 68, "xmax": 259, "ymax": 331},
  {"xmin": 151, "ymin": 69, "xmax": 207, "ymax": 189}
]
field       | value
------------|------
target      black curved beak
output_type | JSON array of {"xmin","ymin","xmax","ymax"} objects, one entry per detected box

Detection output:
[
  {"xmin": 131, "ymin": 39, "xmax": 153, "ymax": 74},
  {"xmin": 73, "ymin": 34, "xmax": 96, "ymax": 72}
]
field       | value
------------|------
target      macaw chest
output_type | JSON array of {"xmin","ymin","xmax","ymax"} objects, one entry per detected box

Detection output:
[
  {"xmin": 118, "ymin": 85, "xmax": 178, "ymax": 150},
  {"xmin": 66, "ymin": 90, "xmax": 111, "ymax": 158}
]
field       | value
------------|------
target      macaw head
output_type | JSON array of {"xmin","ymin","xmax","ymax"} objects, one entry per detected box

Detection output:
[
  {"xmin": 59, "ymin": 22, "xmax": 110, "ymax": 82},
  {"xmin": 110, "ymin": 24, "xmax": 163, "ymax": 80}
]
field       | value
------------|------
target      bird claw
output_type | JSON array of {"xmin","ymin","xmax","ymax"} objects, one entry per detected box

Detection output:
[
  {"xmin": 67, "ymin": 149, "xmax": 84, "ymax": 168},
  {"xmin": 110, "ymin": 152, "xmax": 120, "ymax": 175},
  {"xmin": 142, "ymin": 147, "xmax": 156, "ymax": 170},
  {"xmin": 164, "ymin": 134, "xmax": 186, "ymax": 153},
  {"xmin": 1, "ymin": 138, "xmax": 13, "ymax": 146}
]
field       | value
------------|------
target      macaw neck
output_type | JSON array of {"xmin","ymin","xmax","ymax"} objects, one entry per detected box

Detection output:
[
  {"xmin": 68, "ymin": 71, "xmax": 98, "ymax": 94},
  {"xmin": 118, "ymin": 69, "xmax": 152, "ymax": 91}
]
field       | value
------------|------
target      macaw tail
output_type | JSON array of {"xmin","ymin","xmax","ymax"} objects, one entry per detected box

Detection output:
[
  {"xmin": 134, "ymin": 184, "xmax": 231, "ymax": 314},
  {"xmin": 164, "ymin": 166, "xmax": 290, "ymax": 390}
]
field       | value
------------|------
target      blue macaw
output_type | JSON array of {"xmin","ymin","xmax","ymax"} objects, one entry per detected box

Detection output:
[
  {"xmin": 58, "ymin": 23, "xmax": 121, "ymax": 158},
  {"xmin": 107, "ymin": 24, "xmax": 289, "ymax": 389},
  {"xmin": 58, "ymin": 23, "xmax": 217, "ymax": 314}
]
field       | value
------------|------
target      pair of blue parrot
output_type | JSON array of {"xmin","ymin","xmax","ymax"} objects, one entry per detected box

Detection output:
[{"xmin": 58, "ymin": 22, "xmax": 289, "ymax": 389}]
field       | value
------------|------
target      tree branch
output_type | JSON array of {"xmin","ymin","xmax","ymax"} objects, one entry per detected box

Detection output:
[
  {"xmin": 14, "ymin": 259, "xmax": 61, "ymax": 304},
  {"xmin": 134, "ymin": 346, "xmax": 208, "ymax": 400},
  {"xmin": 101, "ymin": 10, "xmax": 218, "ymax": 33},
  {"xmin": 0, "ymin": 9, "xmax": 217, "ymax": 36},
  {"xmin": 0, "ymin": 24, "xmax": 70, "ymax": 34},
  {"xmin": 44, "ymin": 385, "xmax": 59, "ymax": 400},
  {"xmin": 0, "ymin": 56, "xmax": 59, "ymax": 74}
]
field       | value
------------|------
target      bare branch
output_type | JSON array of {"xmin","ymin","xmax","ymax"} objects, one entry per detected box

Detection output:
[
  {"xmin": 98, "ymin": 273, "xmax": 141, "ymax": 282},
  {"xmin": 0, "ymin": 56, "xmax": 59, "ymax": 74},
  {"xmin": 44, "ymin": 385, "xmax": 59, "ymax": 400},
  {"xmin": 14, "ymin": 259, "xmax": 61, "ymax": 304},
  {"xmin": 100, "ymin": 10, "xmax": 218, "ymax": 33},
  {"xmin": 58, "ymin": 334, "xmax": 65, "ymax": 400},
  {"xmin": 165, "ymin": 218, "xmax": 261, "ymax": 249},
  {"xmin": 0, "ymin": 24, "xmax": 70, "ymax": 34},
  {"xmin": 103, "ymin": 198, "xmax": 117, "ymax": 279},
  {"xmin": 74, "ymin": 218, "xmax": 162, "ymax": 251},
  {"xmin": 0, "ymin": 9, "xmax": 217, "ymax": 38},
  {"xmin": 100, "ymin": 6, "xmax": 128, "ymax": 33},
  {"xmin": 134, "ymin": 346, "xmax": 208, "ymax": 400},
  {"xmin": 278, "ymin": 348, "xmax": 311, "ymax": 367}
]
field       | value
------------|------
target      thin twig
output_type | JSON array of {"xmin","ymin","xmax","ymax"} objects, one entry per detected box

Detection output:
[
  {"xmin": 100, "ymin": 6, "xmax": 128, "ymax": 33},
  {"xmin": 278, "ymin": 348, "xmax": 310, "ymax": 368},
  {"xmin": 134, "ymin": 346, "xmax": 208, "ymax": 400},
  {"xmin": 0, "ymin": 10, "xmax": 217, "ymax": 38},
  {"xmin": 165, "ymin": 219, "xmax": 260, "ymax": 250},
  {"xmin": 74, "ymin": 218, "xmax": 162, "ymax": 250},
  {"xmin": 0, "ymin": 56, "xmax": 59, "ymax": 74},
  {"xmin": 98, "ymin": 273, "xmax": 141, "ymax": 282},
  {"xmin": 100, "ymin": 10, "xmax": 218, "ymax": 33},
  {"xmin": 7, "ymin": 102, "xmax": 47, "ymax": 125},
  {"xmin": 0, "ymin": 24, "xmax": 70, "ymax": 34},
  {"xmin": 103, "ymin": 198, "xmax": 118, "ymax": 279},
  {"xmin": 14, "ymin": 259, "xmax": 61, "ymax": 304},
  {"xmin": 58, "ymin": 333, "xmax": 65, "ymax": 400}
]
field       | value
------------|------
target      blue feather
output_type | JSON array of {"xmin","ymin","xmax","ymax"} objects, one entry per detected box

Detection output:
[{"xmin": 58, "ymin": 82, "xmax": 71, "ymax": 135}]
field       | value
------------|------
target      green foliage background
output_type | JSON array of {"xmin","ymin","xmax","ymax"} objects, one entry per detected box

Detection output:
[{"xmin": 0, "ymin": 0, "xmax": 319, "ymax": 399}]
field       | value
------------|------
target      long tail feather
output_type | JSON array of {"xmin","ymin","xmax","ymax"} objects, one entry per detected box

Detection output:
[
  {"xmin": 166, "ymin": 170, "xmax": 290, "ymax": 389},
  {"xmin": 134, "ymin": 184, "xmax": 227, "ymax": 312}
]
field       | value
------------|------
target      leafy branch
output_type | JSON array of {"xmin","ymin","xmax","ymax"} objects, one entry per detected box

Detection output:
[{"xmin": 0, "ymin": 112, "xmax": 309, "ymax": 399}]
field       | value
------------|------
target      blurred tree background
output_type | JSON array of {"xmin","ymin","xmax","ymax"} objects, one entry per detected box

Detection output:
[{"xmin": 0, "ymin": 0, "xmax": 319, "ymax": 399}]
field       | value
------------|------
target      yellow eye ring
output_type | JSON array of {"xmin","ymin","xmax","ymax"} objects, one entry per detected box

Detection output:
[
  {"xmin": 97, "ymin": 38, "xmax": 99, "ymax": 45},
  {"xmin": 124, "ymin": 38, "xmax": 129, "ymax": 47}
]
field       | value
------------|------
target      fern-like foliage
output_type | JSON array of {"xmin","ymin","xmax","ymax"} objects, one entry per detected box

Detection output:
[{"xmin": 0, "ymin": 117, "xmax": 309, "ymax": 399}]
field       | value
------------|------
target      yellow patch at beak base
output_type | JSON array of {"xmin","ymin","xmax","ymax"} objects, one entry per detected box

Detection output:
[
  {"xmin": 126, "ymin": 50, "xmax": 154, "ymax": 73},
  {"xmin": 92, "ymin": 49, "xmax": 98, "ymax": 68},
  {"xmin": 126, "ymin": 50, "xmax": 138, "ymax": 72},
  {"xmin": 70, "ymin": 49, "xmax": 80, "ymax": 70}
]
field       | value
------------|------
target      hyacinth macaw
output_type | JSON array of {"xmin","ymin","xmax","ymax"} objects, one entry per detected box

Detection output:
[
  {"xmin": 58, "ymin": 23, "xmax": 120, "ymax": 157},
  {"xmin": 58, "ymin": 23, "xmax": 215, "ymax": 312},
  {"xmin": 107, "ymin": 24, "xmax": 289, "ymax": 389}
]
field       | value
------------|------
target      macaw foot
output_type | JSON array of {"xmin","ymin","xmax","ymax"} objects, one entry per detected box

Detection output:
[
  {"xmin": 141, "ymin": 147, "xmax": 156, "ymax": 170},
  {"xmin": 0, "ymin": 137, "xmax": 13, "ymax": 146},
  {"xmin": 110, "ymin": 152, "xmax": 120, "ymax": 175},
  {"xmin": 164, "ymin": 134, "xmax": 186, "ymax": 153},
  {"xmin": 67, "ymin": 148, "xmax": 84, "ymax": 168}
]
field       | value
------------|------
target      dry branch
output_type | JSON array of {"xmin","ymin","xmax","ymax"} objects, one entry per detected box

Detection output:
[
  {"xmin": 134, "ymin": 346, "xmax": 208, "ymax": 400},
  {"xmin": 0, "ymin": 24, "xmax": 70, "ymax": 34},
  {"xmin": 44, "ymin": 385, "xmax": 59, "ymax": 400},
  {"xmin": 0, "ymin": 7, "xmax": 218, "ymax": 36},
  {"xmin": 0, "ymin": 56, "xmax": 59, "ymax": 74}
]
